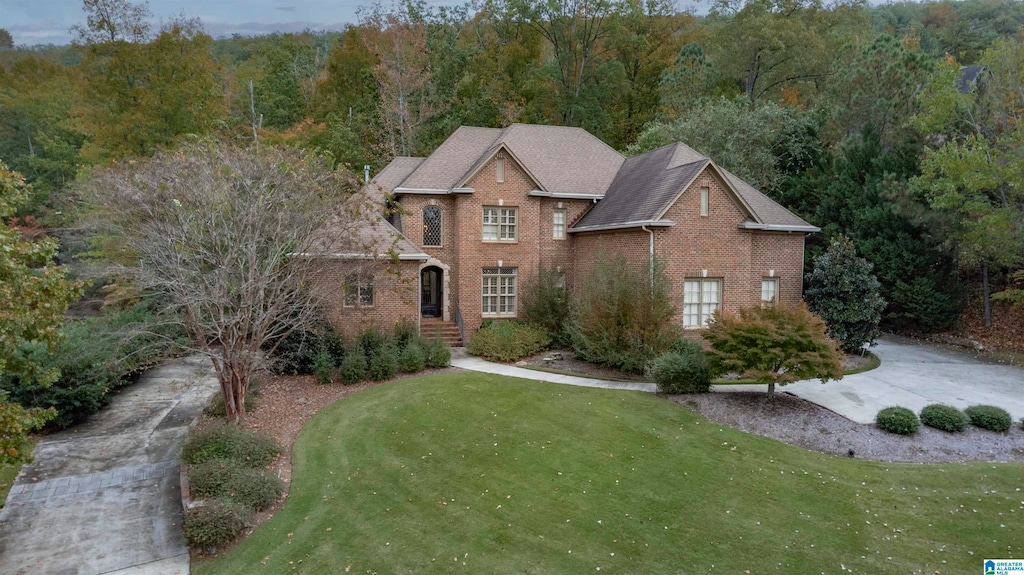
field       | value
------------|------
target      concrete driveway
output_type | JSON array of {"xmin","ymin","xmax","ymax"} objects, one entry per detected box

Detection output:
[
  {"xmin": 0, "ymin": 355, "xmax": 218, "ymax": 575},
  {"xmin": 715, "ymin": 335, "xmax": 1024, "ymax": 424}
]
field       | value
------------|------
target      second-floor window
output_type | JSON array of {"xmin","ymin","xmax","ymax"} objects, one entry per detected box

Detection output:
[
  {"xmin": 422, "ymin": 206, "xmax": 442, "ymax": 247},
  {"xmin": 483, "ymin": 207, "xmax": 517, "ymax": 241},
  {"xmin": 553, "ymin": 209, "xmax": 566, "ymax": 239}
]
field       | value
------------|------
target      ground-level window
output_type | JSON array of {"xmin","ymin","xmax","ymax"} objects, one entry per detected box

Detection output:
[
  {"xmin": 553, "ymin": 209, "xmax": 566, "ymax": 239},
  {"xmin": 483, "ymin": 207, "xmax": 517, "ymax": 241},
  {"xmin": 482, "ymin": 267, "xmax": 517, "ymax": 316},
  {"xmin": 343, "ymin": 274, "xmax": 374, "ymax": 308},
  {"xmin": 761, "ymin": 278, "xmax": 779, "ymax": 305},
  {"xmin": 683, "ymin": 278, "xmax": 721, "ymax": 327},
  {"xmin": 422, "ymin": 206, "xmax": 442, "ymax": 247}
]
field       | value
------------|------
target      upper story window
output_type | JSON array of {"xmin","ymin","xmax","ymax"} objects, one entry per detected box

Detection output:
[
  {"xmin": 553, "ymin": 209, "xmax": 566, "ymax": 240},
  {"xmin": 683, "ymin": 278, "xmax": 720, "ymax": 327},
  {"xmin": 761, "ymin": 278, "xmax": 778, "ymax": 306},
  {"xmin": 422, "ymin": 206, "xmax": 442, "ymax": 247},
  {"xmin": 700, "ymin": 186, "xmax": 709, "ymax": 217},
  {"xmin": 483, "ymin": 206, "xmax": 517, "ymax": 242},
  {"xmin": 496, "ymin": 156, "xmax": 505, "ymax": 183}
]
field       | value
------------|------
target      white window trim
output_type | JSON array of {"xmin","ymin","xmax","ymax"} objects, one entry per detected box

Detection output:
[
  {"xmin": 482, "ymin": 267, "xmax": 517, "ymax": 317},
  {"xmin": 683, "ymin": 277, "xmax": 721, "ymax": 328},
  {"xmin": 553, "ymin": 209, "xmax": 566, "ymax": 240},
  {"xmin": 761, "ymin": 277, "xmax": 779, "ymax": 306},
  {"xmin": 482, "ymin": 206, "xmax": 517, "ymax": 242}
]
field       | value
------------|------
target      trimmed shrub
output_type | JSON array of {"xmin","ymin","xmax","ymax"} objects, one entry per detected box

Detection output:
[
  {"xmin": 189, "ymin": 459, "xmax": 284, "ymax": 512},
  {"xmin": 368, "ymin": 343, "xmax": 399, "ymax": 381},
  {"xmin": 876, "ymin": 406, "xmax": 920, "ymax": 435},
  {"xmin": 648, "ymin": 343, "xmax": 711, "ymax": 394},
  {"xmin": 338, "ymin": 345, "xmax": 367, "ymax": 385},
  {"xmin": 356, "ymin": 328, "xmax": 388, "ymax": 360},
  {"xmin": 312, "ymin": 347, "xmax": 336, "ymax": 384},
  {"xmin": 423, "ymin": 338, "xmax": 451, "ymax": 368},
  {"xmin": 188, "ymin": 458, "xmax": 244, "ymax": 499},
  {"xmin": 468, "ymin": 321, "xmax": 551, "ymax": 362},
  {"xmin": 181, "ymin": 425, "xmax": 280, "ymax": 468},
  {"xmin": 920, "ymin": 404, "xmax": 969, "ymax": 432},
  {"xmin": 964, "ymin": 405, "xmax": 1012, "ymax": 432},
  {"xmin": 183, "ymin": 499, "xmax": 251, "ymax": 550},
  {"xmin": 398, "ymin": 341, "xmax": 426, "ymax": 373}
]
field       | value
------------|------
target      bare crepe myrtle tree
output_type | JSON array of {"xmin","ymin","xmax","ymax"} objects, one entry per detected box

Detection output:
[{"xmin": 83, "ymin": 141, "xmax": 380, "ymax": 422}]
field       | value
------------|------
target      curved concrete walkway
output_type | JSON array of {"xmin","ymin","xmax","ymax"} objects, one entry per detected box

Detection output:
[
  {"xmin": 452, "ymin": 337, "xmax": 1024, "ymax": 425},
  {"xmin": 0, "ymin": 355, "xmax": 219, "ymax": 575}
]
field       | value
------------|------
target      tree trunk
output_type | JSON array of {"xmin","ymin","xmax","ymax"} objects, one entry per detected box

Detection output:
[
  {"xmin": 766, "ymin": 381, "xmax": 775, "ymax": 403},
  {"xmin": 982, "ymin": 259, "xmax": 992, "ymax": 328}
]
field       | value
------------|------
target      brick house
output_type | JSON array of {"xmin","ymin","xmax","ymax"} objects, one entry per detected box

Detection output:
[{"xmin": 317, "ymin": 123, "xmax": 818, "ymax": 345}]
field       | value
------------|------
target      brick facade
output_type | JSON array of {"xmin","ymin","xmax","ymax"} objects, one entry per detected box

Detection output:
[
  {"xmin": 316, "ymin": 258, "xmax": 420, "ymax": 340},
  {"xmin": 319, "ymin": 153, "xmax": 809, "ymax": 344}
]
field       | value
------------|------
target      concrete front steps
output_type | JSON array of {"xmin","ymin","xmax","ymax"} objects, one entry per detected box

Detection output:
[{"xmin": 420, "ymin": 317, "xmax": 462, "ymax": 347}]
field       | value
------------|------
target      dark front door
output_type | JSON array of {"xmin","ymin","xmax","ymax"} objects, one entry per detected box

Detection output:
[{"xmin": 421, "ymin": 266, "xmax": 442, "ymax": 317}]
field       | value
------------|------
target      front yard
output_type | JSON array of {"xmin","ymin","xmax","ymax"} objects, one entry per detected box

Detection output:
[{"xmin": 195, "ymin": 372, "xmax": 1022, "ymax": 574}]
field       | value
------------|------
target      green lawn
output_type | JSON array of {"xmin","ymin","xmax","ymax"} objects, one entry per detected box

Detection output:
[{"xmin": 196, "ymin": 372, "xmax": 1022, "ymax": 574}]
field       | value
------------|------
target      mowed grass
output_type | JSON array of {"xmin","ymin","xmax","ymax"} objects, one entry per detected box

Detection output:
[{"xmin": 196, "ymin": 372, "xmax": 1023, "ymax": 574}]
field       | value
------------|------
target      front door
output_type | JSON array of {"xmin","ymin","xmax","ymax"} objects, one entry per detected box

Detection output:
[{"xmin": 421, "ymin": 266, "xmax": 442, "ymax": 318}]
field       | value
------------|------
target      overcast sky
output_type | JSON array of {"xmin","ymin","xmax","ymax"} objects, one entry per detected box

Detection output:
[{"xmin": 1, "ymin": 0, "xmax": 708, "ymax": 47}]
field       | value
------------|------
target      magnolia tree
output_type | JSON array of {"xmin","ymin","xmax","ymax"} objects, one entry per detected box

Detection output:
[
  {"xmin": 704, "ymin": 303, "xmax": 844, "ymax": 402},
  {"xmin": 804, "ymin": 235, "xmax": 886, "ymax": 353},
  {"xmin": 84, "ymin": 142, "xmax": 371, "ymax": 422}
]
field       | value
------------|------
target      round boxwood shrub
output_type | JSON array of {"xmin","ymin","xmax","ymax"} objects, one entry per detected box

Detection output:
[
  {"xmin": 648, "ymin": 344, "xmax": 711, "ymax": 394},
  {"xmin": 189, "ymin": 458, "xmax": 284, "ymax": 511},
  {"xmin": 183, "ymin": 499, "xmax": 252, "ymax": 550},
  {"xmin": 919, "ymin": 404, "xmax": 970, "ymax": 432},
  {"xmin": 189, "ymin": 458, "xmax": 244, "ymax": 499},
  {"xmin": 181, "ymin": 425, "xmax": 280, "ymax": 468},
  {"xmin": 964, "ymin": 405, "xmax": 1012, "ymax": 432},
  {"xmin": 229, "ymin": 469, "xmax": 285, "ymax": 511},
  {"xmin": 876, "ymin": 406, "xmax": 920, "ymax": 435}
]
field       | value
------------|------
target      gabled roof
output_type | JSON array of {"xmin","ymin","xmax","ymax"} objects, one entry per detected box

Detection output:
[
  {"xmin": 304, "ymin": 189, "xmax": 428, "ymax": 260},
  {"xmin": 572, "ymin": 142, "xmax": 818, "ymax": 233},
  {"xmin": 373, "ymin": 156, "xmax": 424, "ymax": 192},
  {"xmin": 392, "ymin": 124, "xmax": 624, "ymax": 197}
]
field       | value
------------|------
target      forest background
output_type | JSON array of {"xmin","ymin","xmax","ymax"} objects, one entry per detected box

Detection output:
[{"xmin": 2, "ymin": 0, "xmax": 1023, "ymax": 352}]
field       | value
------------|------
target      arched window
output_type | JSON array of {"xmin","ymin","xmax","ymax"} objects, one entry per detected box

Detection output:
[{"xmin": 422, "ymin": 206, "xmax": 442, "ymax": 247}]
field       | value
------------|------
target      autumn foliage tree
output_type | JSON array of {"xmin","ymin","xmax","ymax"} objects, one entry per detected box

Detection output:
[
  {"xmin": 704, "ymin": 303, "xmax": 843, "ymax": 402},
  {"xmin": 82, "ymin": 142, "xmax": 363, "ymax": 422}
]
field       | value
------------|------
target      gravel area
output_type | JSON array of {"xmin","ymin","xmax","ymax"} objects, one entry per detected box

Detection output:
[{"xmin": 670, "ymin": 391, "xmax": 1024, "ymax": 463}]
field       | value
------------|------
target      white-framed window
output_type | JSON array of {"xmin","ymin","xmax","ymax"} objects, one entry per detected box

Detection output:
[
  {"xmin": 422, "ymin": 205, "xmax": 442, "ymax": 247},
  {"xmin": 482, "ymin": 207, "xmax": 517, "ymax": 241},
  {"xmin": 343, "ymin": 274, "xmax": 374, "ymax": 308},
  {"xmin": 482, "ymin": 267, "xmax": 517, "ymax": 316},
  {"xmin": 553, "ymin": 209, "xmax": 566, "ymax": 239},
  {"xmin": 700, "ymin": 186, "xmax": 709, "ymax": 217},
  {"xmin": 496, "ymin": 156, "xmax": 505, "ymax": 183},
  {"xmin": 761, "ymin": 278, "xmax": 779, "ymax": 306},
  {"xmin": 683, "ymin": 278, "xmax": 721, "ymax": 327}
]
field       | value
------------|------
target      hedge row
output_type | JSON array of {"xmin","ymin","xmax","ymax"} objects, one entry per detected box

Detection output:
[{"xmin": 876, "ymin": 404, "xmax": 1016, "ymax": 435}]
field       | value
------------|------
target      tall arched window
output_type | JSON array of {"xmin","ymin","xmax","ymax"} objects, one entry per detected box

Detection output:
[{"xmin": 422, "ymin": 206, "xmax": 442, "ymax": 247}]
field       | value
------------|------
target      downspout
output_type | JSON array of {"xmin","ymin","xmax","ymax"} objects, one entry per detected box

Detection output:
[{"xmin": 641, "ymin": 225, "xmax": 654, "ymax": 291}]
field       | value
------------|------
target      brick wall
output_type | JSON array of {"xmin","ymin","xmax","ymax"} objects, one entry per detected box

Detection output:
[{"xmin": 314, "ymin": 258, "xmax": 420, "ymax": 341}]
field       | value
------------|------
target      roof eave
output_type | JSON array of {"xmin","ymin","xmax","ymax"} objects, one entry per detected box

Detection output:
[
  {"xmin": 568, "ymin": 219, "xmax": 676, "ymax": 234},
  {"xmin": 528, "ymin": 190, "xmax": 604, "ymax": 200},
  {"xmin": 291, "ymin": 252, "xmax": 430, "ymax": 261},
  {"xmin": 392, "ymin": 187, "xmax": 450, "ymax": 195},
  {"xmin": 738, "ymin": 222, "xmax": 820, "ymax": 233}
]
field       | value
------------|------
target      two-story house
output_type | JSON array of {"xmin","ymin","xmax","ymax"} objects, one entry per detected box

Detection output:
[{"xmin": 315, "ymin": 123, "xmax": 818, "ymax": 345}]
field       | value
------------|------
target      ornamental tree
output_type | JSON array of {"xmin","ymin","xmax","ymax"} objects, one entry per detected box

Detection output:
[
  {"xmin": 804, "ymin": 235, "xmax": 886, "ymax": 353},
  {"xmin": 704, "ymin": 303, "xmax": 843, "ymax": 402},
  {"xmin": 82, "ymin": 141, "xmax": 369, "ymax": 423}
]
